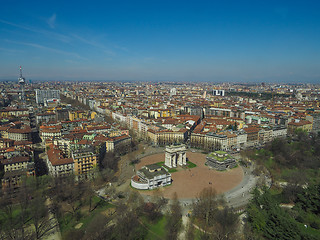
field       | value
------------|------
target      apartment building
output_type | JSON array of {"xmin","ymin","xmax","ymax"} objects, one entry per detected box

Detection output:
[
  {"xmin": 7, "ymin": 126, "xmax": 32, "ymax": 142},
  {"xmin": 106, "ymin": 134, "xmax": 132, "ymax": 152},
  {"xmin": 46, "ymin": 144, "xmax": 74, "ymax": 177},
  {"xmin": 288, "ymin": 120, "xmax": 313, "ymax": 135}
]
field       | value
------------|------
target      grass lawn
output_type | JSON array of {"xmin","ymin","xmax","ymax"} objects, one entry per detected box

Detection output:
[
  {"xmin": 186, "ymin": 161, "xmax": 197, "ymax": 169},
  {"xmin": 156, "ymin": 160, "xmax": 197, "ymax": 172},
  {"xmin": 59, "ymin": 214, "xmax": 75, "ymax": 233},
  {"xmin": 207, "ymin": 151, "xmax": 231, "ymax": 162},
  {"xmin": 142, "ymin": 215, "xmax": 168, "ymax": 240},
  {"xmin": 79, "ymin": 197, "xmax": 114, "ymax": 230},
  {"xmin": 59, "ymin": 196, "xmax": 114, "ymax": 234},
  {"xmin": 155, "ymin": 161, "xmax": 178, "ymax": 173},
  {"xmin": 167, "ymin": 168, "xmax": 178, "ymax": 173},
  {"xmin": 155, "ymin": 161, "xmax": 165, "ymax": 167},
  {"xmin": 215, "ymin": 150, "xmax": 227, "ymax": 155}
]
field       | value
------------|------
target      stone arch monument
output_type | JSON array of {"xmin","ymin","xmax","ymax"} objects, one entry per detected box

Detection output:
[{"xmin": 165, "ymin": 144, "xmax": 187, "ymax": 168}]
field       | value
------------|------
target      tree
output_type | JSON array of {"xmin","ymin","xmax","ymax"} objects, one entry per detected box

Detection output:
[
  {"xmin": 142, "ymin": 191, "xmax": 167, "ymax": 222},
  {"xmin": 49, "ymin": 177, "xmax": 85, "ymax": 218},
  {"xmin": 63, "ymin": 183, "xmax": 83, "ymax": 215},
  {"xmin": 247, "ymin": 189, "xmax": 302, "ymax": 240},
  {"xmin": 0, "ymin": 194, "xmax": 22, "ymax": 240},
  {"xmin": 143, "ymin": 202, "xmax": 160, "ymax": 222},
  {"xmin": 82, "ymin": 213, "xmax": 113, "ymax": 240},
  {"xmin": 166, "ymin": 192, "xmax": 182, "ymax": 240},
  {"xmin": 193, "ymin": 187, "xmax": 219, "ymax": 227},
  {"xmin": 282, "ymin": 183, "xmax": 304, "ymax": 203},
  {"xmin": 243, "ymin": 221, "xmax": 261, "ymax": 240},
  {"xmin": 16, "ymin": 180, "xmax": 33, "ymax": 239},
  {"xmin": 93, "ymin": 168, "xmax": 116, "ymax": 187},
  {"xmin": 185, "ymin": 222, "xmax": 195, "ymax": 240},
  {"xmin": 295, "ymin": 183, "xmax": 320, "ymax": 215},
  {"xmin": 0, "ymin": 178, "xmax": 36, "ymax": 240},
  {"xmin": 29, "ymin": 195, "xmax": 56, "ymax": 239},
  {"xmin": 212, "ymin": 207, "xmax": 239, "ymax": 240},
  {"xmin": 83, "ymin": 182, "xmax": 95, "ymax": 212},
  {"xmin": 62, "ymin": 229, "xmax": 84, "ymax": 240},
  {"xmin": 127, "ymin": 191, "xmax": 144, "ymax": 215},
  {"xmin": 113, "ymin": 206, "xmax": 147, "ymax": 240},
  {"xmin": 101, "ymin": 151, "xmax": 120, "ymax": 171}
]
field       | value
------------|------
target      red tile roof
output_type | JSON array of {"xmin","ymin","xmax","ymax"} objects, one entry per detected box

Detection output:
[
  {"xmin": 1, "ymin": 156, "xmax": 29, "ymax": 165},
  {"xmin": 47, "ymin": 144, "xmax": 73, "ymax": 166}
]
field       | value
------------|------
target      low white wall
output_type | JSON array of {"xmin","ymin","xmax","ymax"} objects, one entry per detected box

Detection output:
[{"xmin": 131, "ymin": 178, "xmax": 149, "ymax": 190}]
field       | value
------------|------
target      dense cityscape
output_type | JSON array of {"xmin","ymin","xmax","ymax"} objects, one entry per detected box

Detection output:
[
  {"xmin": 1, "ymin": 1, "xmax": 320, "ymax": 240},
  {"xmin": 1, "ymin": 69, "xmax": 320, "ymax": 239}
]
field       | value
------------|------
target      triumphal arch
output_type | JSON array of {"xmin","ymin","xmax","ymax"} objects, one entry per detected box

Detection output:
[{"xmin": 165, "ymin": 144, "xmax": 187, "ymax": 168}]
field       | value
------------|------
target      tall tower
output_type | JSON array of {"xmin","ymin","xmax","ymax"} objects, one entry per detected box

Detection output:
[{"xmin": 18, "ymin": 66, "xmax": 26, "ymax": 106}]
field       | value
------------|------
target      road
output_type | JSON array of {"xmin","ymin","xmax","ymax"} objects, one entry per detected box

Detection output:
[
  {"xmin": 43, "ymin": 199, "xmax": 62, "ymax": 240},
  {"xmin": 223, "ymin": 164, "xmax": 258, "ymax": 208}
]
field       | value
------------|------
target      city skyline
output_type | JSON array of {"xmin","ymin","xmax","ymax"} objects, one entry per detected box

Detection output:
[{"xmin": 0, "ymin": 0, "xmax": 320, "ymax": 83}]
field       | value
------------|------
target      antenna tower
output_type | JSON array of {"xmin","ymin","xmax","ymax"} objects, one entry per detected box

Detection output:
[{"xmin": 18, "ymin": 66, "xmax": 26, "ymax": 106}]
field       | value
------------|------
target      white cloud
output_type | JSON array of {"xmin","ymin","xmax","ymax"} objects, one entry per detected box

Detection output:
[
  {"xmin": 0, "ymin": 18, "xmax": 70, "ymax": 43},
  {"xmin": 5, "ymin": 39, "xmax": 86, "ymax": 60},
  {"xmin": 71, "ymin": 33, "xmax": 116, "ymax": 56},
  {"xmin": 47, "ymin": 13, "xmax": 56, "ymax": 29}
]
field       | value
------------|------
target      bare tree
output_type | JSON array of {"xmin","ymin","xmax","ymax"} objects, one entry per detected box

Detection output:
[
  {"xmin": 114, "ymin": 205, "xmax": 147, "ymax": 240},
  {"xmin": 127, "ymin": 191, "xmax": 144, "ymax": 215},
  {"xmin": 82, "ymin": 213, "xmax": 113, "ymax": 240},
  {"xmin": 212, "ymin": 207, "xmax": 239, "ymax": 240},
  {"xmin": 193, "ymin": 187, "xmax": 219, "ymax": 227},
  {"xmin": 101, "ymin": 152, "xmax": 120, "ymax": 171},
  {"xmin": 0, "ymin": 181, "xmax": 35, "ymax": 240},
  {"xmin": 0, "ymin": 194, "xmax": 21, "ymax": 240},
  {"xmin": 62, "ymin": 229, "xmax": 84, "ymax": 240},
  {"xmin": 166, "ymin": 192, "xmax": 182, "ymax": 240},
  {"xmin": 185, "ymin": 221, "xmax": 195, "ymax": 240},
  {"xmin": 29, "ymin": 195, "xmax": 57, "ymax": 239},
  {"xmin": 16, "ymin": 181, "xmax": 33, "ymax": 239}
]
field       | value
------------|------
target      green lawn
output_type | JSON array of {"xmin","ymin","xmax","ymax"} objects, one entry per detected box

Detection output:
[
  {"xmin": 79, "ymin": 197, "xmax": 114, "ymax": 230},
  {"xmin": 142, "ymin": 215, "xmax": 168, "ymax": 240},
  {"xmin": 167, "ymin": 168, "xmax": 178, "ymax": 173},
  {"xmin": 59, "ymin": 196, "xmax": 114, "ymax": 234},
  {"xmin": 59, "ymin": 214, "xmax": 75, "ymax": 233},
  {"xmin": 155, "ymin": 161, "xmax": 165, "ymax": 167},
  {"xmin": 155, "ymin": 161, "xmax": 178, "ymax": 173},
  {"xmin": 156, "ymin": 160, "xmax": 197, "ymax": 171},
  {"xmin": 215, "ymin": 150, "xmax": 227, "ymax": 155},
  {"xmin": 207, "ymin": 151, "xmax": 231, "ymax": 162},
  {"xmin": 186, "ymin": 161, "xmax": 197, "ymax": 169}
]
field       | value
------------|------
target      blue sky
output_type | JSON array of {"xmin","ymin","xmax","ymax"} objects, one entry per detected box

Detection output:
[{"xmin": 0, "ymin": 0, "xmax": 320, "ymax": 82}]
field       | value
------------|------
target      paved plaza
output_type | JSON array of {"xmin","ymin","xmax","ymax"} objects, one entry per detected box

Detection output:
[{"xmin": 135, "ymin": 152, "xmax": 244, "ymax": 199}]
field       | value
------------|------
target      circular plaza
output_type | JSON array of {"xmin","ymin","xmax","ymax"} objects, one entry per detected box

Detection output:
[{"xmin": 134, "ymin": 151, "xmax": 244, "ymax": 199}]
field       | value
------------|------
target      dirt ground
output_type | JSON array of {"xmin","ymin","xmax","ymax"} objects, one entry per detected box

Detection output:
[{"xmin": 135, "ymin": 152, "xmax": 244, "ymax": 199}]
